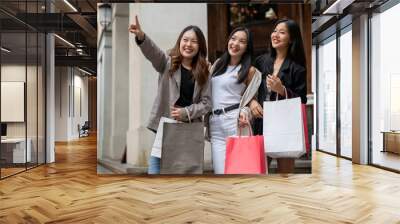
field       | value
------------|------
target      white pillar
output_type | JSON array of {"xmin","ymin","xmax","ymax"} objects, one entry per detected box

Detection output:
[
  {"xmin": 55, "ymin": 67, "xmax": 71, "ymax": 141},
  {"xmin": 352, "ymin": 14, "xmax": 369, "ymax": 164},
  {"xmin": 126, "ymin": 3, "xmax": 208, "ymax": 170},
  {"xmin": 46, "ymin": 0, "xmax": 56, "ymax": 163},
  {"xmin": 46, "ymin": 32, "xmax": 55, "ymax": 163},
  {"xmin": 110, "ymin": 4, "xmax": 130, "ymax": 160},
  {"xmin": 312, "ymin": 45, "xmax": 317, "ymax": 151},
  {"xmin": 97, "ymin": 30, "xmax": 113, "ymax": 160}
]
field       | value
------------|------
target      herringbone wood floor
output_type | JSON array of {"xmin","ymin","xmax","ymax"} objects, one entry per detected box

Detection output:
[{"xmin": 1, "ymin": 134, "xmax": 400, "ymax": 224}]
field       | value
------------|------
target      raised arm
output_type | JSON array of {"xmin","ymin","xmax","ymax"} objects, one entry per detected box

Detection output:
[{"xmin": 129, "ymin": 15, "xmax": 168, "ymax": 74}]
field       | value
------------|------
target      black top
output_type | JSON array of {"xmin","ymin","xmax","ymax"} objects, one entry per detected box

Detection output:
[
  {"xmin": 252, "ymin": 53, "xmax": 307, "ymax": 134},
  {"xmin": 175, "ymin": 66, "xmax": 195, "ymax": 107},
  {"xmin": 136, "ymin": 36, "xmax": 195, "ymax": 108}
]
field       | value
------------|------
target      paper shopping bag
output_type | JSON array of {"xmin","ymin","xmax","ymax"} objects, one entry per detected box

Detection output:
[
  {"xmin": 301, "ymin": 104, "xmax": 310, "ymax": 156},
  {"xmin": 150, "ymin": 117, "xmax": 178, "ymax": 158},
  {"xmin": 224, "ymin": 135, "xmax": 266, "ymax": 174},
  {"xmin": 263, "ymin": 97, "xmax": 306, "ymax": 158},
  {"xmin": 160, "ymin": 122, "xmax": 204, "ymax": 174}
]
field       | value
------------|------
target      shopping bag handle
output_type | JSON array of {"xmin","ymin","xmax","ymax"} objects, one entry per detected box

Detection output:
[
  {"xmin": 238, "ymin": 122, "xmax": 253, "ymax": 137},
  {"xmin": 184, "ymin": 107, "xmax": 191, "ymax": 123},
  {"xmin": 275, "ymin": 86, "xmax": 288, "ymax": 101}
]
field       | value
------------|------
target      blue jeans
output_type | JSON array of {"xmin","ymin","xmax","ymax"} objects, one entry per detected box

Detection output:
[{"xmin": 148, "ymin": 156, "xmax": 160, "ymax": 174}]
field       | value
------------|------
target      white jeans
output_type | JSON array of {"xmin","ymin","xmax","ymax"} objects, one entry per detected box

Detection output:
[{"xmin": 209, "ymin": 109, "xmax": 239, "ymax": 174}]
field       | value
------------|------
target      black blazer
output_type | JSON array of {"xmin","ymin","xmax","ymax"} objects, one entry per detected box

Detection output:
[{"xmin": 252, "ymin": 53, "xmax": 307, "ymax": 134}]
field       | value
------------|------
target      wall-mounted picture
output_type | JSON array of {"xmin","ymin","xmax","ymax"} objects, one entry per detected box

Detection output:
[{"xmin": 97, "ymin": 3, "xmax": 312, "ymax": 175}]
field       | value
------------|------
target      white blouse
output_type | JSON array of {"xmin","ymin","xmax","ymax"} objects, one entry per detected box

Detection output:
[{"xmin": 211, "ymin": 65, "xmax": 246, "ymax": 110}]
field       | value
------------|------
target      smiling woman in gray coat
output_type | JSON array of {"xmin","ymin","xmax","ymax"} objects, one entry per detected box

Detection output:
[{"xmin": 129, "ymin": 16, "xmax": 211, "ymax": 174}]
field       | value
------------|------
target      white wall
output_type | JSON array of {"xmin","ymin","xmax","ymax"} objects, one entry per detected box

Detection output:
[
  {"xmin": 127, "ymin": 3, "xmax": 208, "ymax": 168},
  {"xmin": 1, "ymin": 63, "xmax": 46, "ymax": 163},
  {"xmin": 1, "ymin": 65, "xmax": 26, "ymax": 129},
  {"xmin": 54, "ymin": 66, "xmax": 89, "ymax": 141},
  {"xmin": 72, "ymin": 72, "xmax": 89, "ymax": 138},
  {"xmin": 1, "ymin": 65, "xmax": 26, "ymax": 81},
  {"xmin": 1, "ymin": 65, "xmax": 38, "ymax": 138}
]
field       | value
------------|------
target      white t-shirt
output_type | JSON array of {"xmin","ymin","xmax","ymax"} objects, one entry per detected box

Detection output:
[{"xmin": 211, "ymin": 65, "xmax": 246, "ymax": 110}]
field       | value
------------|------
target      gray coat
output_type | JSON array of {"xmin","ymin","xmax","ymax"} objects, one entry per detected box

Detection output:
[{"xmin": 137, "ymin": 34, "xmax": 212, "ymax": 131}]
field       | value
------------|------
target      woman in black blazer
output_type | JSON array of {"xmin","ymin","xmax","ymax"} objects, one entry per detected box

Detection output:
[{"xmin": 249, "ymin": 18, "xmax": 307, "ymax": 173}]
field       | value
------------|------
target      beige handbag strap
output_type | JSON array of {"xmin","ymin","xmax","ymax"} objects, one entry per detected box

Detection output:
[
  {"xmin": 184, "ymin": 107, "xmax": 191, "ymax": 123},
  {"xmin": 238, "ymin": 122, "xmax": 253, "ymax": 137},
  {"xmin": 275, "ymin": 86, "xmax": 288, "ymax": 101}
]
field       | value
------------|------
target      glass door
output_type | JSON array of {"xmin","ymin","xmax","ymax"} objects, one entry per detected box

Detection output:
[
  {"xmin": 370, "ymin": 2, "xmax": 400, "ymax": 171},
  {"xmin": 317, "ymin": 35, "xmax": 337, "ymax": 155},
  {"xmin": 339, "ymin": 26, "xmax": 352, "ymax": 159}
]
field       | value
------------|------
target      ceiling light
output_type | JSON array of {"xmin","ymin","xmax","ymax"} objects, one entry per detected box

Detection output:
[
  {"xmin": 78, "ymin": 67, "xmax": 92, "ymax": 76},
  {"xmin": 1, "ymin": 47, "xmax": 11, "ymax": 53},
  {"xmin": 265, "ymin": 8, "xmax": 277, "ymax": 20},
  {"xmin": 54, "ymin": 34, "xmax": 75, "ymax": 48},
  {"xmin": 323, "ymin": 0, "xmax": 355, "ymax": 15},
  {"xmin": 99, "ymin": 3, "xmax": 112, "ymax": 28},
  {"xmin": 63, "ymin": 0, "xmax": 78, "ymax": 12}
]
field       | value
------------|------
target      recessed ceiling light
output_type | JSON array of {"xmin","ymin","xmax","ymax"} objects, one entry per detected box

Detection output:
[
  {"xmin": 63, "ymin": 0, "xmax": 78, "ymax": 12},
  {"xmin": 1, "ymin": 47, "xmax": 11, "ymax": 53},
  {"xmin": 78, "ymin": 67, "xmax": 92, "ymax": 76},
  {"xmin": 54, "ymin": 34, "xmax": 75, "ymax": 48},
  {"xmin": 323, "ymin": 0, "xmax": 354, "ymax": 15}
]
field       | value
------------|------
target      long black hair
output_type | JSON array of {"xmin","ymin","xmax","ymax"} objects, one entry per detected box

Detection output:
[
  {"xmin": 270, "ymin": 19, "xmax": 306, "ymax": 67},
  {"xmin": 212, "ymin": 26, "xmax": 253, "ymax": 84}
]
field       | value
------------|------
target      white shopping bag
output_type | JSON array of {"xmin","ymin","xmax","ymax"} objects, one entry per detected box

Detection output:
[
  {"xmin": 150, "ymin": 117, "xmax": 178, "ymax": 158},
  {"xmin": 263, "ymin": 97, "xmax": 305, "ymax": 158}
]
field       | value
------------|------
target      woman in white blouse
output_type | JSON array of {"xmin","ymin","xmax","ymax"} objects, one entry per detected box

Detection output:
[{"xmin": 208, "ymin": 27, "xmax": 261, "ymax": 174}]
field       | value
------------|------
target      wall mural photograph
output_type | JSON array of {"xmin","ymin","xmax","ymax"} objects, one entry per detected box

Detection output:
[{"xmin": 97, "ymin": 2, "xmax": 313, "ymax": 175}]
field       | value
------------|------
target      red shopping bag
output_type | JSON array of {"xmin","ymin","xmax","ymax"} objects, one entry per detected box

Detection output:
[
  {"xmin": 224, "ymin": 126, "xmax": 267, "ymax": 174},
  {"xmin": 301, "ymin": 104, "xmax": 310, "ymax": 156}
]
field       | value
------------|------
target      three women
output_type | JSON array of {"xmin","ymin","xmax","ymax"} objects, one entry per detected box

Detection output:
[{"xmin": 129, "ymin": 16, "xmax": 306, "ymax": 174}]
